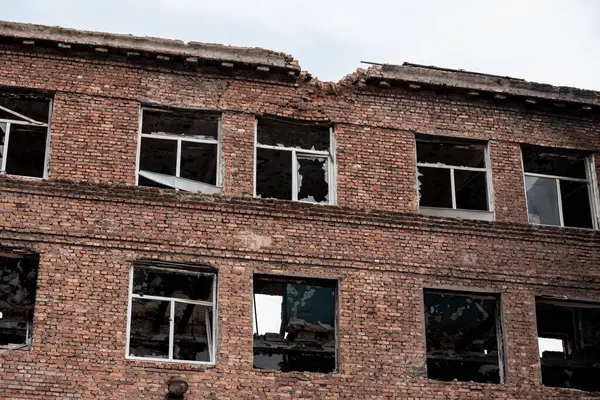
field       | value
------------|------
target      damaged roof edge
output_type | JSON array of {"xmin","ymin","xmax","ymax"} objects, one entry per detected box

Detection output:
[
  {"xmin": 0, "ymin": 20, "xmax": 300, "ymax": 71},
  {"xmin": 371, "ymin": 63, "xmax": 600, "ymax": 107}
]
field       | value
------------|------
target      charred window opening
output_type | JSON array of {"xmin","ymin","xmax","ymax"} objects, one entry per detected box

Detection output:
[
  {"xmin": 536, "ymin": 299, "xmax": 600, "ymax": 392},
  {"xmin": 523, "ymin": 146, "xmax": 594, "ymax": 228},
  {"xmin": 127, "ymin": 265, "xmax": 217, "ymax": 364},
  {"xmin": 253, "ymin": 275, "xmax": 337, "ymax": 373},
  {"xmin": 424, "ymin": 290, "xmax": 504, "ymax": 384},
  {"xmin": 256, "ymin": 117, "xmax": 334, "ymax": 204},
  {"xmin": 138, "ymin": 108, "xmax": 221, "ymax": 194},
  {"xmin": 0, "ymin": 252, "xmax": 39, "ymax": 349},
  {"xmin": 0, "ymin": 94, "xmax": 50, "ymax": 178}
]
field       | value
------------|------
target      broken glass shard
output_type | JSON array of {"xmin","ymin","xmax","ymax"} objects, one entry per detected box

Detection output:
[
  {"xmin": 297, "ymin": 156, "xmax": 329, "ymax": 203},
  {"xmin": 525, "ymin": 176, "xmax": 560, "ymax": 226}
]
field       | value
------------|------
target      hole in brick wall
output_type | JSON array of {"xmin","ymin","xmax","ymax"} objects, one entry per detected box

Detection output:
[
  {"xmin": 423, "ymin": 289, "xmax": 504, "ymax": 384},
  {"xmin": 253, "ymin": 274, "xmax": 337, "ymax": 373},
  {"xmin": 138, "ymin": 108, "xmax": 220, "ymax": 193},
  {"xmin": 0, "ymin": 93, "xmax": 50, "ymax": 178},
  {"xmin": 0, "ymin": 252, "xmax": 39, "ymax": 350},
  {"xmin": 536, "ymin": 299, "xmax": 600, "ymax": 392},
  {"xmin": 128, "ymin": 265, "xmax": 216, "ymax": 363}
]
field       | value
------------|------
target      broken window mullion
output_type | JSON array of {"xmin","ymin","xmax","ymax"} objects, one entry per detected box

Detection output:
[
  {"xmin": 450, "ymin": 167, "xmax": 457, "ymax": 209},
  {"xmin": 524, "ymin": 171, "xmax": 588, "ymax": 183},
  {"xmin": 1, "ymin": 122, "xmax": 10, "ymax": 173},
  {"xmin": 292, "ymin": 149, "xmax": 298, "ymax": 201},
  {"xmin": 168, "ymin": 300, "xmax": 175, "ymax": 361},
  {"xmin": 556, "ymin": 178, "xmax": 565, "ymax": 227}
]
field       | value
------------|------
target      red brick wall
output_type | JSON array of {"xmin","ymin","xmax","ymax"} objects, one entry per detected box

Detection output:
[{"xmin": 0, "ymin": 44, "xmax": 599, "ymax": 399}]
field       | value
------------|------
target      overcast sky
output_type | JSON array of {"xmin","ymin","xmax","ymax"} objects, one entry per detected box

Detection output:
[{"xmin": 3, "ymin": 0, "xmax": 600, "ymax": 90}]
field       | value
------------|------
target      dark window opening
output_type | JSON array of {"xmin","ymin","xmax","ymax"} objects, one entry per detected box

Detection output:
[
  {"xmin": 138, "ymin": 108, "xmax": 220, "ymax": 193},
  {"xmin": 0, "ymin": 94, "xmax": 50, "ymax": 178},
  {"xmin": 128, "ymin": 265, "xmax": 216, "ymax": 363},
  {"xmin": 536, "ymin": 299, "xmax": 600, "ymax": 392},
  {"xmin": 256, "ymin": 117, "xmax": 333, "ymax": 204},
  {"xmin": 0, "ymin": 252, "xmax": 39, "ymax": 349},
  {"xmin": 253, "ymin": 275, "xmax": 337, "ymax": 373},
  {"xmin": 424, "ymin": 290, "xmax": 503, "ymax": 384},
  {"xmin": 523, "ymin": 146, "xmax": 593, "ymax": 228},
  {"xmin": 417, "ymin": 139, "xmax": 489, "ymax": 212}
]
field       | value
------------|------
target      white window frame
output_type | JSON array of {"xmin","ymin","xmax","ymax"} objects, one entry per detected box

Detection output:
[
  {"xmin": 253, "ymin": 120, "xmax": 337, "ymax": 205},
  {"xmin": 417, "ymin": 139, "xmax": 494, "ymax": 221},
  {"xmin": 135, "ymin": 107, "xmax": 222, "ymax": 193},
  {"xmin": 0, "ymin": 101, "xmax": 52, "ymax": 179},
  {"xmin": 125, "ymin": 265, "xmax": 218, "ymax": 365},
  {"xmin": 523, "ymin": 152, "xmax": 598, "ymax": 229}
]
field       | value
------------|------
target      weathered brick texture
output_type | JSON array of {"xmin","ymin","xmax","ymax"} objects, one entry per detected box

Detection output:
[{"xmin": 0, "ymin": 29, "xmax": 599, "ymax": 400}]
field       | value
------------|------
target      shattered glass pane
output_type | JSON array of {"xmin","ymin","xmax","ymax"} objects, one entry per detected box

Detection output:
[
  {"xmin": 0, "ymin": 256, "xmax": 38, "ymax": 347},
  {"xmin": 129, "ymin": 298, "xmax": 170, "ymax": 359},
  {"xmin": 142, "ymin": 109, "xmax": 218, "ymax": 140},
  {"xmin": 297, "ymin": 156, "xmax": 329, "ymax": 203},
  {"xmin": 525, "ymin": 176, "xmax": 560, "ymax": 226},
  {"xmin": 256, "ymin": 148, "xmax": 292, "ymax": 200},
  {"xmin": 0, "ymin": 122, "xmax": 5, "ymax": 168},
  {"xmin": 173, "ymin": 303, "xmax": 211, "ymax": 362},
  {"xmin": 418, "ymin": 167, "xmax": 452, "ymax": 208},
  {"xmin": 523, "ymin": 147, "xmax": 587, "ymax": 179},
  {"xmin": 5, "ymin": 125, "xmax": 47, "ymax": 178},
  {"xmin": 455, "ymin": 170, "xmax": 488, "ymax": 211},
  {"xmin": 132, "ymin": 267, "xmax": 213, "ymax": 302},
  {"xmin": 257, "ymin": 118, "xmax": 330, "ymax": 151},
  {"xmin": 560, "ymin": 180, "xmax": 593, "ymax": 228},
  {"xmin": 424, "ymin": 290, "xmax": 501, "ymax": 384},
  {"xmin": 417, "ymin": 141, "xmax": 485, "ymax": 168},
  {"xmin": 180, "ymin": 142, "xmax": 217, "ymax": 185},
  {"xmin": 139, "ymin": 137, "xmax": 177, "ymax": 184}
]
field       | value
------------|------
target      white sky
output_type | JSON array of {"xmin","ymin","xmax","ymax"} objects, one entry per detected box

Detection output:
[{"xmin": 2, "ymin": 0, "xmax": 600, "ymax": 90}]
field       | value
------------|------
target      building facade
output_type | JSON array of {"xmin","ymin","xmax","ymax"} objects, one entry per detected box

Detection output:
[{"xmin": 0, "ymin": 21, "xmax": 599, "ymax": 399}]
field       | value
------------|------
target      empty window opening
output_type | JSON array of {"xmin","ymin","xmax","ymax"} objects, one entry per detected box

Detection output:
[
  {"xmin": 523, "ymin": 146, "xmax": 595, "ymax": 228},
  {"xmin": 0, "ymin": 94, "xmax": 50, "ymax": 178},
  {"xmin": 255, "ymin": 117, "xmax": 334, "ymax": 204},
  {"xmin": 424, "ymin": 290, "xmax": 504, "ymax": 384},
  {"xmin": 127, "ymin": 264, "xmax": 217, "ymax": 364},
  {"xmin": 417, "ymin": 138, "xmax": 490, "ymax": 213},
  {"xmin": 253, "ymin": 275, "xmax": 337, "ymax": 373},
  {"xmin": 138, "ymin": 108, "xmax": 221, "ymax": 193},
  {"xmin": 536, "ymin": 299, "xmax": 600, "ymax": 391},
  {"xmin": 0, "ymin": 252, "xmax": 39, "ymax": 349}
]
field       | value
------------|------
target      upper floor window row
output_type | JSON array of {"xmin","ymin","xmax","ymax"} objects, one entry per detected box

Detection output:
[{"xmin": 0, "ymin": 94, "xmax": 51, "ymax": 179}]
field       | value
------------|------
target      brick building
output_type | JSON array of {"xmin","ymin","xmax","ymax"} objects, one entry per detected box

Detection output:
[{"xmin": 0, "ymin": 20, "xmax": 599, "ymax": 399}]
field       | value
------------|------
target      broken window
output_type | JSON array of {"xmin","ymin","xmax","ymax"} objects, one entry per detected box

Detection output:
[
  {"xmin": 536, "ymin": 299, "xmax": 600, "ymax": 392},
  {"xmin": 424, "ymin": 289, "xmax": 504, "ymax": 383},
  {"xmin": 0, "ymin": 252, "xmax": 39, "ymax": 349},
  {"xmin": 0, "ymin": 94, "xmax": 51, "ymax": 178},
  {"xmin": 126, "ymin": 264, "xmax": 217, "ymax": 364},
  {"xmin": 253, "ymin": 275, "xmax": 337, "ymax": 373},
  {"xmin": 137, "ymin": 108, "xmax": 221, "ymax": 193},
  {"xmin": 523, "ymin": 146, "xmax": 595, "ymax": 228},
  {"xmin": 255, "ymin": 117, "xmax": 334, "ymax": 204},
  {"xmin": 417, "ymin": 138, "xmax": 491, "ymax": 217}
]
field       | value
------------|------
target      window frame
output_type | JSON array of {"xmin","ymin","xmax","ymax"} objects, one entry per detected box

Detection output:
[
  {"xmin": 135, "ymin": 106, "xmax": 223, "ymax": 191},
  {"xmin": 416, "ymin": 138, "xmax": 494, "ymax": 220},
  {"xmin": 253, "ymin": 119, "xmax": 337, "ymax": 205},
  {"xmin": 0, "ymin": 100, "xmax": 52, "ymax": 179},
  {"xmin": 125, "ymin": 264, "xmax": 218, "ymax": 365},
  {"xmin": 522, "ymin": 150, "xmax": 598, "ymax": 229}
]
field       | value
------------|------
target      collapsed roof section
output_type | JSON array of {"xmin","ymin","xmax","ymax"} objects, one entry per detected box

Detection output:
[
  {"xmin": 361, "ymin": 62, "xmax": 600, "ymax": 110},
  {"xmin": 0, "ymin": 21, "xmax": 301, "ymax": 79}
]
